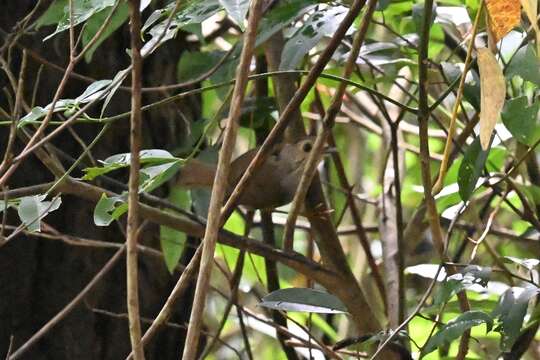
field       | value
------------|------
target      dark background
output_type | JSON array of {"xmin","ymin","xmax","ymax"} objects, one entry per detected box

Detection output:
[{"xmin": 0, "ymin": 1, "xmax": 203, "ymax": 358}]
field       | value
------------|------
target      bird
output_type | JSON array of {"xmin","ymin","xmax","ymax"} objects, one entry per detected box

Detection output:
[{"xmin": 176, "ymin": 137, "xmax": 316, "ymax": 209}]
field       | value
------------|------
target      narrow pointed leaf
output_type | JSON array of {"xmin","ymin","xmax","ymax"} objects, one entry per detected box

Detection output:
[{"xmin": 478, "ymin": 48, "xmax": 506, "ymax": 150}]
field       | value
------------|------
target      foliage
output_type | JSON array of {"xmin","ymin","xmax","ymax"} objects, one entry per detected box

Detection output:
[{"xmin": 2, "ymin": 0, "xmax": 540, "ymax": 358}]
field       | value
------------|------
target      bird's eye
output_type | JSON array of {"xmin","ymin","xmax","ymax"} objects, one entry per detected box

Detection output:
[
  {"xmin": 302, "ymin": 142, "xmax": 313, "ymax": 153},
  {"xmin": 271, "ymin": 150, "xmax": 280, "ymax": 160}
]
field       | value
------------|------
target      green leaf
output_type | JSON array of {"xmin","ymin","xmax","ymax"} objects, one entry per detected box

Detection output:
[
  {"xmin": 177, "ymin": 51, "xmax": 225, "ymax": 82},
  {"xmin": 93, "ymin": 193, "xmax": 127, "ymax": 226},
  {"xmin": 441, "ymin": 61, "xmax": 480, "ymax": 110},
  {"xmin": 506, "ymin": 44, "xmax": 540, "ymax": 86},
  {"xmin": 160, "ymin": 188, "xmax": 191, "ymax": 273},
  {"xmin": 515, "ymin": 183, "xmax": 540, "ymax": 207},
  {"xmin": 458, "ymin": 137, "xmax": 489, "ymax": 201},
  {"xmin": 280, "ymin": 6, "xmax": 348, "ymax": 70},
  {"xmin": 434, "ymin": 265, "xmax": 491, "ymax": 306},
  {"xmin": 236, "ymin": 97, "xmax": 276, "ymax": 128},
  {"xmin": 82, "ymin": 2, "xmax": 129, "ymax": 62},
  {"xmin": 17, "ymin": 195, "xmax": 62, "ymax": 232},
  {"xmin": 434, "ymin": 277, "xmax": 466, "ymax": 306},
  {"xmin": 501, "ymin": 97, "xmax": 540, "ymax": 146},
  {"xmin": 35, "ymin": 0, "xmax": 69, "ymax": 28},
  {"xmin": 19, "ymin": 79, "xmax": 114, "ymax": 128},
  {"xmin": 0, "ymin": 199, "xmax": 18, "ymax": 213},
  {"xmin": 223, "ymin": 210, "xmax": 245, "ymax": 235},
  {"xmin": 140, "ymin": 159, "xmax": 183, "ymax": 193},
  {"xmin": 376, "ymin": 0, "xmax": 393, "ymax": 11},
  {"xmin": 422, "ymin": 311, "xmax": 493, "ymax": 355},
  {"xmin": 83, "ymin": 149, "xmax": 181, "ymax": 181},
  {"xmin": 141, "ymin": 0, "xmax": 222, "ymax": 56},
  {"xmin": 412, "ymin": 1, "xmax": 436, "ymax": 35},
  {"xmin": 494, "ymin": 287, "xmax": 539, "ymax": 350},
  {"xmin": 259, "ymin": 288, "xmax": 347, "ymax": 313},
  {"xmin": 19, "ymin": 100, "xmax": 76, "ymax": 128},
  {"xmin": 43, "ymin": 0, "xmax": 117, "ymax": 41},
  {"xmin": 503, "ymin": 256, "xmax": 540, "ymax": 271},
  {"xmin": 101, "ymin": 68, "xmax": 129, "ymax": 117},
  {"xmin": 105, "ymin": 149, "xmax": 177, "ymax": 165},
  {"xmin": 82, "ymin": 162, "xmax": 127, "ymax": 180},
  {"xmin": 423, "ymin": 299, "xmax": 499, "ymax": 315},
  {"xmin": 219, "ymin": 0, "xmax": 249, "ymax": 27},
  {"xmin": 255, "ymin": 0, "xmax": 318, "ymax": 47},
  {"xmin": 76, "ymin": 80, "xmax": 113, "ymax": 103}
]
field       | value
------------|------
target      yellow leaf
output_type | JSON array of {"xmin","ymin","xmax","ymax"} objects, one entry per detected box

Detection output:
[
  {"xmin": 478, "ymin": 48, "xmax": 506, "ymax": 150},
  {"xmin": 520, "ymin": 0, "xmax": 537, "ymax": 25},
  {"xmin": 520, "ymin": 0, "xmax": 540, "ymax": 56},
  {"xmin": 486, "ymin": 0, "xmax": 521, "ymax": 43}
]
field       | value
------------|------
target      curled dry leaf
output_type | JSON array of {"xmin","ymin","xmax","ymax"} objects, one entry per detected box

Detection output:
[
  {"xmin": 520, "ymin": 0, "xmax": 540, "ymax": 55},
  {"xmin": 520, "ymin": 0, "xmax": 538, "ymax": 27},
  {"xmin": 486, "ymin": 0, "xmax": 521, "ymax": 43},
  {"xmin": 478, "ymin": 47, "xmax": 506, "ymax": 150}
]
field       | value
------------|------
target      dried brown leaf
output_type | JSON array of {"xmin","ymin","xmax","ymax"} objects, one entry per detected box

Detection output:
[
  {"xmin": 486, "ymin": 0, "xmax": 521, "ymax": 43},
  {"xmin": 520, "ymin": 0, "xmax": 540, "ymax": 55},
  {"xmin": 478, "ymin": 48, "xmax": 506, "ymax": 150}
]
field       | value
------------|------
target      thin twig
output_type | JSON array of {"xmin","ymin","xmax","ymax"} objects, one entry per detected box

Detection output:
[
  {"xmin": 416, "ymin": 1, "xmax": 471, "ymax": 358},
  {"xmin": 182, "ymin": 0, "xmax": 265, "ymax": 356},
  {"xmin": 91, "ymin": 308, "xmax": 242, "ymax": 358},
  {"xmin": 125, "ymin": 0, "xmax": 145, "ymax": 358},
  {"xmin": 0, "ymin": 1, "xmax": 119, "ymax": 186},
  {"xmin": 0, "ymin": 50, "xmax": 26, "ymax": 174},
  {"xmin": 283, "ymin": 0, "xmax": 377, "ymax": 250},
  {"xmin": 261, "ymin": 210, "xmax": 300, "ymax": 360},
  {"xmin": 432, "ymin": 1, "xmax": 484, "ymax": 194},
  {"xmin": 220, "ymin": 0, "xmax": 372, "ymax": 220}
]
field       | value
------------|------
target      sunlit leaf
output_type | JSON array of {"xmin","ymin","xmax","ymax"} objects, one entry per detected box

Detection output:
[
  {"xmin": 42, "ymin": 0, "xmax": 117, "ymax": 41},
  {"xmin": 83, "ymin": 149, "xmax": 182, "ymax": 185},
  {"xmin": 506, "ymin": 44, "xmax": 540, "ymax": 86},
  {"xmin": 35, "ymin": 0, "xmax": 69, "ymax": 28},
  {"xmin": 260, "ymin": 288, "xmax": 347, "ymax": 313},
  {"xmin": 160, "ymin": 188, "xmax": 191, "ymax": 273},
  {"xmin": 18, "ymin": 101, "xmax": 76, "ymax": 128},
  {"xmin": 503, "ymin": 256, "xmax": 540, "ymax": 270},
  {"xmin": 140, "ymin": 159, "xmax": 184, "ymax": 193},
  {"xmin": 101, "ymin": 68, "xmax": 130, "ymax": 117},
  {"xmin": 485, "ymin": 0, "xmax": 521, "ymax": 43},
  {"xmin": 501, "ymin": 97, "xmax": 540, "ymax": 146},
  {"xmin": 18, "ymin": 195, "xmax": 62, "ymax": 232},
  {"xmin": 422, "ymin": 311, "xmax": 493, "ymax": 355},
  {"xmin": 219, "ymin": 0, "xmax": 249, "ymax": 27},
  {"xmin": 255, "ymin": 0, "xmax": 318, "ymax": 47},
  {"xmin": 493, "ymin": 286, "xmax": 539, "ymax": 350},
  {"xmin": 434, "ymin": 266, "xmax": 492, "ymax": 306},
  {"xmin": 82, "ymin": 2, "xmax": 129, "ymax": 62},
  {"xmin": 141, "ymin": 0, "xmax": 222, "ymax": 56},
  {"xmin": 280, "ymin": 6, "xmax": 349, "ymax": 70},
  {"xmin": 75, "ymin": 80, "xmax": 113, "ymax": 103},
  {"xmin": 93, "ymin": 193, "xmax": 127, "ymax": 226}
]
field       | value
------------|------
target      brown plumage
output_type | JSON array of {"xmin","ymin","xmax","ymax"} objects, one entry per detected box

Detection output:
[{"xmin": 176, "ymin": 137, "xmax": 315, "ymax": 209}]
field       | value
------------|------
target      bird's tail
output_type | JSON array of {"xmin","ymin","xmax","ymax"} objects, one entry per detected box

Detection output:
[{"xmin": 176, "ymin": 159, "xmax": 216, "ymax": 188}]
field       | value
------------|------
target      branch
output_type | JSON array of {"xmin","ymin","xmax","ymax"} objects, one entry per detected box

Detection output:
[
  {"xmin": 416, "ymin": 1, "xmax": 470, "ymax": 359},
  {"xmin": 221, "ymin": 0, "xmax": 372, "ymax": 219},
  {"xmin": 126, "ymin": 0, "xmax": 144, "ymax": 358},
  {"xmin": 182, "ymin": 2, "xmax": 267, "ymax": 355}
]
